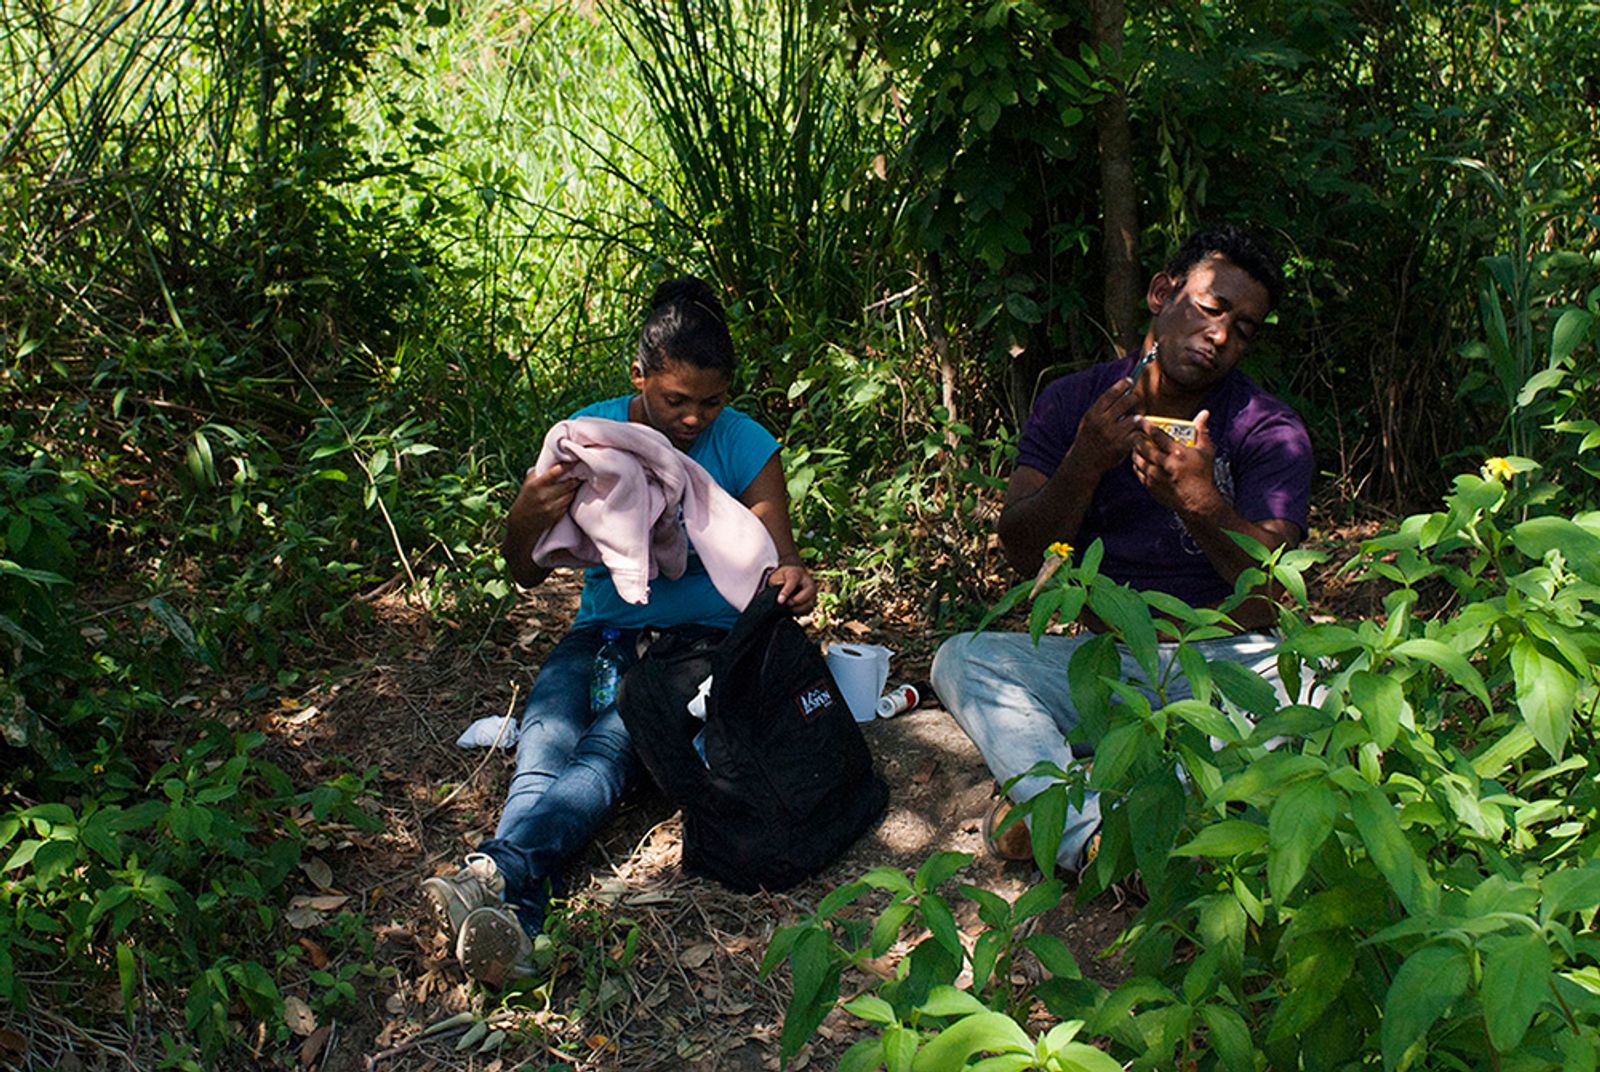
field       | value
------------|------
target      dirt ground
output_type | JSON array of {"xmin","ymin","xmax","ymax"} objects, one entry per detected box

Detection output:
[
  {"xmin": 222, "ymin": 568, "xmax": 1150, "ymax": 1072},
  {"xmin": 4, "ymin": 510, "xmax": 1386, "ymax": 1071}
]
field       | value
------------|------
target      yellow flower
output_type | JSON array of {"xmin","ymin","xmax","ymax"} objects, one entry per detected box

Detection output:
[
  {"xmin": 1047, "ymin": 541, "xmax": 1075, "ymax": 559},
  {"xmin": 1482, "ymin": 457, "xmax": 1515, "ymax": 482}
]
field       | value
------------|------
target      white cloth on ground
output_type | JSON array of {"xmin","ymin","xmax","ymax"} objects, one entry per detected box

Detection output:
[{"xmin": 456, "ymin": 714, "xmax": 520, "ymax": 750}]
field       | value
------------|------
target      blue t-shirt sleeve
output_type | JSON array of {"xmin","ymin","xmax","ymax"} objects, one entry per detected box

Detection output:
[{"xmin": 698, "ymin": 407, "xmax": 780, "ymax": 497}]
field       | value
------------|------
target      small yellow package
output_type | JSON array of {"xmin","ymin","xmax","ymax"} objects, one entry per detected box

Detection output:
[{"xmin": 1143, "ymin": 415, "xmax": 1198, "ymax": 447}]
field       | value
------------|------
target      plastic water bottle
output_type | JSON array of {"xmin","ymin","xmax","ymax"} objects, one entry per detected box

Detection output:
[{"xmin": 591, "ymin": 628, "xmax": 624, "ymax": 716}]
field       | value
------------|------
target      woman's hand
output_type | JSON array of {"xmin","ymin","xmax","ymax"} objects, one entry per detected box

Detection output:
[
  {"xmin": 767, "ymin": 562, "xmax": 818, "ymax": 616},
  {"xmin": 510, "ymin": 462, "xmax": 581, "ymax": 534},
  {"xmin": 503, "ymin": 461, "xmax": 580, "ymax": 587}
]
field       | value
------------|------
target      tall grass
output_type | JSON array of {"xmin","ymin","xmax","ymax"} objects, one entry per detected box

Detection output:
[
  {"xmin": 353, "ymin": 0, "xmax": 666, "ymax": 452},
  {"xmin": 601, "ymin": 0, "xmax": 902, "ymax": 376}
]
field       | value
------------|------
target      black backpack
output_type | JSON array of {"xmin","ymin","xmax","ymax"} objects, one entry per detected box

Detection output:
[{"xmin": 617, "ymin": 587, "xmax": 889, "ymax": 892}]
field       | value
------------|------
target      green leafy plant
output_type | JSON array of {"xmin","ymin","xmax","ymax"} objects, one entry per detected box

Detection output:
[{"xmin": 770, "ymin": 456, "xmax": 1600, "ymax": 1069}]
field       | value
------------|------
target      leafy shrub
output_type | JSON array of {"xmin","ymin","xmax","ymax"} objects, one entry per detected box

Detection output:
[{"xmin": 769, "ymin": 456, "xmax": 1600, "ymax": 1069}]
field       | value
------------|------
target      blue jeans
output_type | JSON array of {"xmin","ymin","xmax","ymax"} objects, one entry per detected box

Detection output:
[
  {"xmin": 477, "ymin": 627, "xmax": 639, "ymax": 931},
  {"xmin": 932, "ymin": 630, "xmax": 1303, "ymax": 870}
]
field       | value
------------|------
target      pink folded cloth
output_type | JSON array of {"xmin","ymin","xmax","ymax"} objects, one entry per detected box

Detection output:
[{"xmin": 529, "ymin": 417, "xmax": 778, "ymax": 609}]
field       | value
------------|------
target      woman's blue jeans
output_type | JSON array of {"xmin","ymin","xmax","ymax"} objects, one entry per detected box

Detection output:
[{"xmin": 477, "ymin": 626, "xmax": 639, "ymax": 932}]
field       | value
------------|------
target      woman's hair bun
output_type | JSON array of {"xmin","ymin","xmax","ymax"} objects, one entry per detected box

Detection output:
[
  {"xmin": 637, "ymin": 274, "xmax": 735, "ymax": 374},
  {"xmin": 649, "ymin": 276, "xmax": 723, "ymax": 321}
]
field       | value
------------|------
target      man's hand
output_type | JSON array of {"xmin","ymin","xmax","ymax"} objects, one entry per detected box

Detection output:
[
  {"xmin": 766, "ymin": 563, "xmax": 818, "ymax": 616},
  {"xmin": 1069, "ymin": 377, "xmax": 1146, "ymax": 477},
  {"xmin": 1133, "ymin": 409, "xmax": 1225, "ymax": 518}
]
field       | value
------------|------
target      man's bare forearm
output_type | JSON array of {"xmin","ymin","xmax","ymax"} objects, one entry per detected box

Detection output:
[
  {"xmin": 997, "ymin": 451, "xmax": 1106, "ymax": 575},
  {"xmin": 1174, "ymin": 496, "xmax": 1298, "ymax": 628}
]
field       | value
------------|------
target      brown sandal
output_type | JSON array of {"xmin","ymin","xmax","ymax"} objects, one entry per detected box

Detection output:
[{"xmin": 981, "ymin": 798, "xmax": 1034, "ymax": 861}]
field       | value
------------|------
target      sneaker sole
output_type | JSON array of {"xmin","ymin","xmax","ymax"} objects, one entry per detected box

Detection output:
[
  {"xmin": 420, "ymin": 877, "xmax": 468, "ymax": 942},
  {"xmin": 457, "ymin": 909, "xmax": 527, "ymax": 988}
]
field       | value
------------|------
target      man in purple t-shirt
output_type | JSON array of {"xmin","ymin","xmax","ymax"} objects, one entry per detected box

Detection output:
[{"xmin": 931, "ymin": 224, "xmax": 1313, "ymax": 872}]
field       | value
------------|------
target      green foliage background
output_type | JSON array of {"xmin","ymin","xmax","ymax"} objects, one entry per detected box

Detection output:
[{"xmin": 0, "ymin": 0, "xmax": 1596, "ymax": 1062}]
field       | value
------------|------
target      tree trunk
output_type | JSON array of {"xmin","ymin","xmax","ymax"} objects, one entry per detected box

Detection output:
[{"xmin": 1092, "ymin": 0, "xmax": 1140, "ymax": 356}]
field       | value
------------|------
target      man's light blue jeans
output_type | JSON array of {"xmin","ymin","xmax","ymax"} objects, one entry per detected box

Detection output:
[
  {"xmin": 931, "ymin": 630, "xmax": 1295, "ymax": 870},
  {"xmin": 477, "ymin": 626, "xmax": 639, "ymax": 932}
]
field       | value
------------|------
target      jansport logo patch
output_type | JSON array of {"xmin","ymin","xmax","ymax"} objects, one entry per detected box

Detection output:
[{"xmin": 794, "ymin": 680, "xmax": 836, "ymax": 722}]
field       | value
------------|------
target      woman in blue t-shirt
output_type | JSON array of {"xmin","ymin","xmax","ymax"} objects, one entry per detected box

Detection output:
[{"xmin": 423, "ymin": 277, "xmax": 816, "ymax": 986}]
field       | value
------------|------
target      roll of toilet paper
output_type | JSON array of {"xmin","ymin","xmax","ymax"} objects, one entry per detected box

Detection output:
[{"xmin": 826, "ymin": 642, "xmax": 893, "ymax": 723}]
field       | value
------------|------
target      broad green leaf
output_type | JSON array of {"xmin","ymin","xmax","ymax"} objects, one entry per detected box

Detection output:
[
  {"xmin": 1046, "ymin": 1043, "xmax": 1123, "ymax": 1072},
  {"xmin": 1392, "ymin": 638, "xmax": 1491, "ymax": 712},
  {"xmin": 1039, "ymin": 1021, "xmax": 1083, "ymax": 1050},
  {"xmin": 918, "ymin": 985, "xmax": 990, "ymax": 1018},
  {"xmin": 1246, "ymin": 704, "xmax": 1334, "ymax": 746},
  {"xmin": 1164, "ymin": 699, "xmax": 1237, "ymax": 742},
  {"xmin": 1067, "ymin": 635, "xmax": 1119, "ymax": 740},
  {"xmin": 117, "ymin": 944, "xmax": 138, "ymax": 1017},
  {"xmin": 1269, "ymin": 778, "xmax": 1338, "ymax": 902},
  {"xmin": 911, "ymin": 1013, "xmax": 1031, "ymax": 1070},
  {"xmin": 1284, "ymin": 622, "xmax": 1363, "ymax": 659},
  {"xmin": 788, "ymin": 927, "xmax": 835, "ymax": 1011},
  {"xmin": 884, "ymin": 1026, "xmax": 919, "ymax": 1072},
  {"xmin": 1127, "ymin": 771, "xmax": 1185, "ymax": 881},
  {"xmin": 1512, "ymin": 516, "xmax": 1600, "ymax": 585},
  {"xmin": 1022, "ymin": 934, "xmax": 1082, "ymax": 979},
  {"xmin": 781, "ymin": 931, "xmax": 842, "ymax": 1061},
  {"xmin": 977, "ymin": 581, "xmax": 1033, "ymax": 634},
  {"xmin": 871, "ymin": 902, "xmax": 915, "ymax": 958},
  {"xmin": 1207, "ymin": 753, "xmax": 1327, "ymax": 806},
  {"xmin": 919, "ymin": 894, "xmax": 964, "ymax": 961},
  {"xmin": 860, "ymin": 867, "xmax": 913, "ymax": 895},
  {"xmin": 1198, "ymin": 1004, "xmax": 1256, "ymax": 1072},
  {"xmin": 1352, "ymin": 786, "xmax": 1436, "ymax": 915},
  {"xmin": 1088, "ymin": 580, "xmax": 1158, "ymax": 681},
  {"xmin": 844, "ymin": 995, "xmax": 897, "ymax": 1026},
  {"xmin": 1281, "ymin": 882, "xmax": 1386, "ymax": 946},
  {"xmin": 966, "ymin": 1057, "xmax": 1035, "ymax": 1072},
  {"xmin": 1030, "ymin": 786, "xmax": 1068, "ymax": 874},
  {"xmin": 839, "ymin": 1037, "xmax": 885, "ymax": 1072},
  {"xmin": 1472, "ymin": 723, "xmax": 1538, "ymax": 779},
  {"xmin": 1551, "ymin": 307, "xmax": 1594, "ymax": 363},
  {"xmin": 1210, "ymin": 659, "xmax": 1280, "ymax": 718},
  {"xmin": 1542, "ymin": 865, "xmax": 1600, "ymax": 921},
  {"xmin": 1013, "ymin": 879, "xmax": 1064, "ymax": 923},
  {"xmin": 1381, "ymin": 944, "xmax": 1470, "ymax": 1072},
  {"xmin": 1518, "ymin": 367, "xmax": 1568, "ymax": 407},
  {"xmin": 1481, "ymin": 931, "xmax": 1553, "ymax": 1053},
  {"xmin": 1029, "ymin": 586, "xmax": 1068, "ymax": 640},
  {"xmin": 1269, "ymin": 931, "xmax": 1355, "ymax": 1041},
  {"xmin": 1089, "ymin": 721, "xmax": 1144, "ymax": 791},
  {"xmin": 962, "ymin": 885, "xmax": 1012, "ymax": 930},
  {"xmin": 914, "ymin": 851, "xmax": 972, "ymax": 893},
  {"xmin": 1349, "ymin": 670, "xmax": 1408, "ymax": 750},
  {"xmin": 1173, "ymin": 820, "xmax": 1267, "ymax": 858},
  {"xmin": 1511, "ymin": 636, "xmax": 1577, "ymax": 760},
  {"xmin": 1177, "ymin": 643, "xmax": 1213, "ymax": 704},
  {"xmin": 1464, "ymin": 875, "xmax": 1539, "ymax": 918}
]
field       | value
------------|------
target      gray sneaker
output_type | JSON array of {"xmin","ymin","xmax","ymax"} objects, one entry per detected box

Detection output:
[
  {"xmin": 456, "ymin": 904, "xmax": 535, "ymax": 987},
  {"xmin": 421, "ymin": 853, "xmax": 505, "ymax": 946}
]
